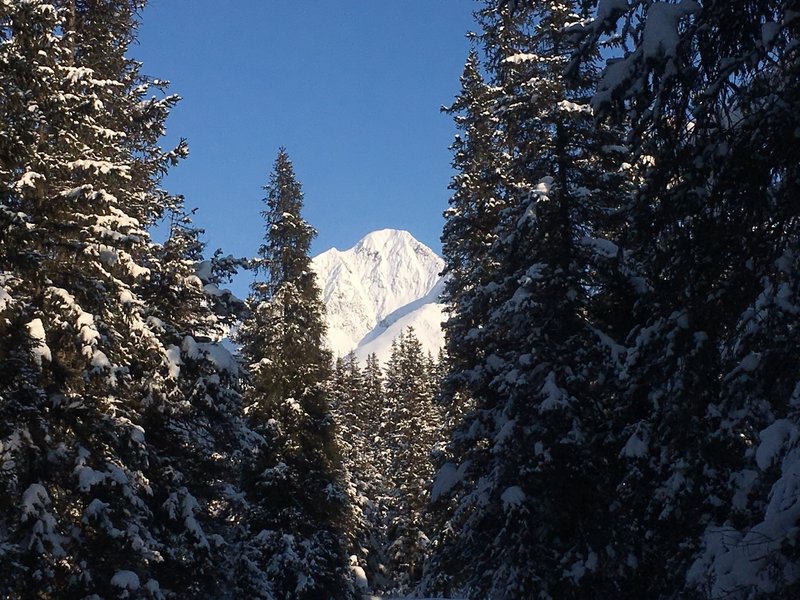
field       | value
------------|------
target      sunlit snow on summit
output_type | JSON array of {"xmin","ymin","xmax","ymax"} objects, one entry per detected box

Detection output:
[{"xmin": 312, "ymin": 228, "xmax": 446, "ymax": 362}]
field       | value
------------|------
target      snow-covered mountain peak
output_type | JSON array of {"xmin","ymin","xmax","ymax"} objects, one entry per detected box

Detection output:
[
  {"xmin": 354, "ymin": 227, "xmax": 421, "ymax": 252},
  {"xmin": 312, "ymin": 229, "xmax": 446, "ymax": 361}
]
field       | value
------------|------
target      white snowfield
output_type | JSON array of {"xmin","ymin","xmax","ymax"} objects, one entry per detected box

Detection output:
[{"xmin": 312, "ymin": 228, "xmax": 446, "ymax": 363}]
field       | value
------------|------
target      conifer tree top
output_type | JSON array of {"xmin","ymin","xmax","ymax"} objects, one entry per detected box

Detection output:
[
  {"xmin": 255, "ymin": 148, "xmax": 317, "ymax": 299},
  {"xmin": 237, "ymin": 146, "xmax": 330, "ymax": 403}
]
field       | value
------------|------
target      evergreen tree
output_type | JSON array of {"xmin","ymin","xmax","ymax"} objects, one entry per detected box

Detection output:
[
  {"xmin": 235, "ymin": 149, "xmax": 354, "ymax": 599},
  {"xmin": 327, "ymin": 352, "xmax": 392, "ymax": 595},
  {"xmin": 0, "ymin": 2, "xmax": 245, "ymax": 596},
  {"xmin": 362, "ymin": 353, "xmax": 385, "ymax": 452},
  {"xmin": 569, "ymin": 1, "xmax": 800, "ymax": 596},
  {"xmin": 139, "ymin": 212, "xmax": 250, "ymax": 596},
  {"xmin": 358, "ymin": 351, "xmax": 395, "ymax": 592},
  {"xmin": 327, "ymin": 355, "xmax": 367, "ymax": 558},
  {"xmin": 331, "ymin": 353, "xmax": 367, "ymax": 465},
  {"xmin": 425, "ymin": 55, "xmax": 507, "ymax": 595},
  {"xmin": 439, "ymin": 49, "xmax": 505, "ymax": 428},
  {"xmin": 426, "ymin": 1, "xmax": 633, "ymax": 597},
  {"xmin": 383, "ymin": 328, "xmax": 442, "ymax": 594}
]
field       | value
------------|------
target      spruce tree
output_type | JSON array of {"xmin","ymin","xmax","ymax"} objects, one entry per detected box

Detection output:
[
  {"xmin": 358, "ymin": 351, "xmax": 395, "ymax": 592},
  {"xmin": 235, "ymin": 149, "xmax": 354, "ymax": 599},
  {"xmin": 569, "ymin": 1, "xmax": 800, "ymax": 596},
  {"xmin": 426, "ymin": 1, "xmax": 633, "ymax": 597},
  {"xmin": 327, "ymin": 352, "xmax": 392, "ymax": 595},
  {"xmin": 439, "ymin": 49, "xmax": 505, "ymax": 427},
  {"xmin": 383, "ymin": 328, "xmax": 442, "ymax": 594},
  {"xmin": 327, "ymin": 355, "xmax": 366, "ymax": 559},
  {"xmin": 362, "ymin": 353, "xmax": 385, "ymax": 451},
  {"xmin": 139, "ymin": 212, "xmax": 250, "ymax": 596},
  {"xmin": 425, "ymin": 54, "xmax": 507, "ymax": 596},
  {"xmin": 0, "ymin": 2, "xmax": 244, "ymax": 596}
]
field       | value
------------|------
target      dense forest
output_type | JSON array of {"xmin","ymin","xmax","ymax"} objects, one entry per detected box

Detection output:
[{"xmin": 1, "ymin": 1, "xmax": 798, "ymax": 599}]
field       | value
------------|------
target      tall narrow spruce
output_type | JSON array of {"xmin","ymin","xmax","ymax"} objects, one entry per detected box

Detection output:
[{"xmin": 235, "ymin": 149, "xmax": 354, "ymax": 599}]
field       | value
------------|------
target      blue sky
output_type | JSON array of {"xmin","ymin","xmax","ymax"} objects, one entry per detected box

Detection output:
[{"xmin": 133, "ymin": 1, "xmax": 476, "ymax": 286}]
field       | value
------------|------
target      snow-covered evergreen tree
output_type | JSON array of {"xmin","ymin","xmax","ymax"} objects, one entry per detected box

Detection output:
[
  {"xmin": 0, "ymin": 2, "xmax": 246, "ymax": 596},
  {"xmin": 426, "ymin": 1, "xmax": 633, "ymax": 597},
  {"xmin": 327, "ymin": 355, "xmax": 368, "ymax": 564},
  {"xmin": 235, "ymin": 149, "xmax": 354, "ymax": 599},
  {"xmin": 382, "ymin": 328, "xmax": 442, "ymax": 594},
  {"xmin": 139, "ymin": 212, "xmax": 250, "ymax": 596},
  {"xmin": 358, "ymin": 351, "xmax": 396, "ymax": 592},
  {"xmin": 569, "ymin": 1, "xmax": 800, "ymax": 596},
  {"xmin": 362, "ymin": 353, "xmax": 385, "ymax": 449},
  {"xmin": 327, "ymin": 352, "xmax": 392, "ymax": 595},
  {"xmin": 439, "ymin": 49, "xmax": 505, "ymax": 429}
]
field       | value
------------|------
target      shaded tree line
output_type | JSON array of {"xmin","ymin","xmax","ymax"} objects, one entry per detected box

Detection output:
[
  {"xmin": 329, "ymin": 330, "xmax": 444, "ymax": 597},
  {"xmin": 423, "ymin": 0, "xmax": 800, "ymax": 599}
]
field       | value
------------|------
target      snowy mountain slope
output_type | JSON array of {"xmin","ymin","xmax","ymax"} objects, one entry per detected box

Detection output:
[
  {"xmin": 353, "ymin": 278, "xmax": 446, "ymax": 363},
  {"xmin": 312, "ymin": 229, "xmax": 446, "ymax": 361},
  {"xmin": 353, "ymin": 302, "xmax": 446, "ymax": 364}
]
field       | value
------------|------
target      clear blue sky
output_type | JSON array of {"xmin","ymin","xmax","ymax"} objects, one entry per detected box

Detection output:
[{"xmin": 132, "ymin": 1, "xmax": 476, "ymax": 287}]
